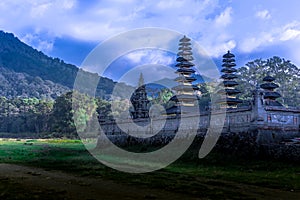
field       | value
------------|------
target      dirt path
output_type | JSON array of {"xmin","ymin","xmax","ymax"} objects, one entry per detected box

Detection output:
[
  {"xmin": 0, "ymin": 164, "xmax": 200, "ymax": 200},
  {"xmin": 0, "ymin": 163, "xmax": 299, "ymax": 200}
]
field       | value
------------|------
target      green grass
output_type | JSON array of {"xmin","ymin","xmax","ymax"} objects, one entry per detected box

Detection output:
[{"xmin": 0, "ymin": 139, "xmax": 299, "ymax": 199}]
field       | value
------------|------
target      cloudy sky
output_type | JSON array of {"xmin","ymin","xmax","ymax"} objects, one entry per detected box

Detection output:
[{"xmin": 1, "ymin": 0, "xmax": 300, "ymax": 84}]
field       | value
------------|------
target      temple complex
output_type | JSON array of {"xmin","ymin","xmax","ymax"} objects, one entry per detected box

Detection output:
[{"xmin": 99, "ymin": 36, "xmax": 300, "ymax": 145}]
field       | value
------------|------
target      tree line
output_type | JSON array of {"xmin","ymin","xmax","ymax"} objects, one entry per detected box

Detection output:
[{"xmin": 0, "ymin": 90, "xmax": 140, "ymax": 138}]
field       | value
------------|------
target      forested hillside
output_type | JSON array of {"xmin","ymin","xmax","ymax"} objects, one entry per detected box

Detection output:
[
  {"xmin": 0, "ymin": 67, "xmax": 68, "ymax": 99},
  {"xmin": 0, "ymin": 30, "xmax": 132, "ymax": 99},
  {"xmin": 0, "ymin": 30, "xmax": 135, "ymax": 138},
  {"xmin": 0, "ymin": 31, "xmax": 77, "ymax": 89}
]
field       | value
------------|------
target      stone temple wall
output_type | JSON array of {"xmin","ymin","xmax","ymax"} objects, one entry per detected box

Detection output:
[
  {"xmin": 98, "ymin": 106, "xmax": 299, "ymax": 145},
  {"xmin": 95, "ymin": 107, "xmax": 300, "ymax": 161}
]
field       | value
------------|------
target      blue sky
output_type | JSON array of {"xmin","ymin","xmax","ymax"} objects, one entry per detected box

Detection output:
[{"xmin": 1, "ymin": 0, "xmax": 300, "ymax": 84}]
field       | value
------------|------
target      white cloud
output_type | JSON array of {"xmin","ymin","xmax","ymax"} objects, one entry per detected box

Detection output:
[
  {"xmin": 239, "ymin": 21, "xmax": 300, "ymax": 53},
  {"xmin": 288, "ymin": 41, "xmax": 300, "ymax": 67},
  {"xmin": 1, "ymin": 0, "xmax": 300, "ymax": 67},
  {"xmin": 280, "ymin": 29, "xmax": 300, "ymax": 41},
  {"xmin": 125, "ymin": 50, "xmax": 175, "ymax": 66},
  {"xmin": 240, "ymin": 33, "xmax": 274, "ymax": 53},
  {"xmin": 37, "ymin": 40, "xmax": 54, "ymax": 52},
  {"xmin": 61, "ymin": 0, "xmax": 76, "ymax": 9},
  {"xmin": 0, "ymin": 0, "xmax": 220, "ymax": 42},
  {"xmin": 255, "ymin": 9, "xmax": 271, "ymax": 20},
  {"xmin": 212, "ymin": 39, "xmax": 236, "ymax": 55},
  {"xmin": 21, "ymin": 33, "xmax": 54, "ymax": 53},
  {"xmin": 157, "ymin": 0, "xmax": 184, "ymax": 9},
  {"xmin": 117, "ymin": 63, "xmax": 177, "ymax": 86},
  {"xmin": 279, "ymin": 22, "xmax": 300, "ymax": 41},
  {"xmin": 195, "ymin": 31, "xmax": 237, "ymax": 58},
  {"xmin": 125, "ymin": 51, "xmax": 147, "ymax": 63},
  {"xmin": 30, "ymin": 2, "xmax": 51, "ymax": 18},
  {"xmin": 214, "ymin": 7, "xmax": 232, "ymax": 27}
]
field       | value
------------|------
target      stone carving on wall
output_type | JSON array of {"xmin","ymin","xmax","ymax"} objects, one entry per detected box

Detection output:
[{"xmin": 270, "ymin": 114, "xmax": 293, "ymax": 124}]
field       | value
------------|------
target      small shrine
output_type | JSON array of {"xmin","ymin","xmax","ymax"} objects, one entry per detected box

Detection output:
[{"xmin": 130, "ymin": 73, "xmax": 150, "ymax": 119}]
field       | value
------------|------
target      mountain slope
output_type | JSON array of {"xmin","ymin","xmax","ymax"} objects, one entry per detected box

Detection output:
[
  {"xmin": 0, "ymin": 67, "xmax": 68, "ymax": 99},
  {"xmin": 0, "ymin": 30, "xmax": 132, "ymax": 99},
  {"xmin": 0, "ymin": 31, "xmax": 77, "ymax": 89}
]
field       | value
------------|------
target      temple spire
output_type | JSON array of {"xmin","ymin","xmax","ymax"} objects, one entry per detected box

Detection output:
[
  {"xmin": 138, "ymin": 73, "xmax": 145, "ymax": 87},
  {"xmin": 172, "ymin": 35, "xmax": 198, "ymax": 107},
  {"xmin": 217, "ymin": 50, "xmax": 242, "ymax": 108},
  {"xmin": 130, "ymin": 73, "xmax": 149, "ymax": 119},
  {"xmin": 260, "ymin": 73, "xmax": 282, "ymax": 106}
]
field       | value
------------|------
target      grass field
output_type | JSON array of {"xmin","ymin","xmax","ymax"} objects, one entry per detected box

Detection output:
[{"xmin": 0, "ymin": 138, "xmax": 299, "ymax": 199}]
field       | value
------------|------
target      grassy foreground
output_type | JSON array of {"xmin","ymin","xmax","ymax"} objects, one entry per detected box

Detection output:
[{"xmin": 0, "ymin": 138, "xmax": 299, "ymax": 199}]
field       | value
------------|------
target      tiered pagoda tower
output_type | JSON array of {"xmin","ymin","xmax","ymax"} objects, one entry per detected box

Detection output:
[
  {"xmin": 130, "ymin": 73, "xmax": 150, "ymax": 119},
  {"xmin": 218, "ymin": 51, "xmax": 242, "ymax": 108},
  {"xmin": 260, "ymin": 74, "xmax": 282, "ymax": 106},
  {"xmin": 172, "ymin": 36, "xmax": 198, "ymax": 107}
]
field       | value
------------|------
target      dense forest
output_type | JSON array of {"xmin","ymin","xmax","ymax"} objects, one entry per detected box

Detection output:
[
  {"xmin": 0, "ymin": 92, "xmax": 104, "ymax": 138},
  {"xmin": 0, "ymin": 67, "xmax": 68, "ymax": 99}
]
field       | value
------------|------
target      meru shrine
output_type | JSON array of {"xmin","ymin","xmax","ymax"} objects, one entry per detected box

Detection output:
[{"xmin": 101, "ymin": 36, "xmax": 300, "ymax": 144}]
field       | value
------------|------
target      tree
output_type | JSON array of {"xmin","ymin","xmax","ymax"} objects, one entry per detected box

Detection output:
[
  {"xmin": 152, "ymin": 88, "xmax": 174, "ymax": 109},
  {"xmin": 50, "ymin": 91, "xmax": 76, "ymax": 137},
  {"xmin": 96, "ymin": 98, "xmax": 112, "ymax": 122},
  {"xmin": 236, "ymin": 56, "xmax": 300, "ymax": 107},
  {"xmin": 197, "ymin": 83, "xmax": 211, "ymax": 111},
  {"xmin": 72, "ymin": 92, "xmax": 98, "ymax": 134},
  {"xmin": 266, "ymin": 57, "xmax": 300, "ymax": 106}
]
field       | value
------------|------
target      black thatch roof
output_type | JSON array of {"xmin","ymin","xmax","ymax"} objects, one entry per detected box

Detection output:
[
  {"xmin": 179, "ymin": 36, "xmax": 191, "ymax": 42},
  {"xmin": 264, "ymin": 91, "xmax": 281, "ymax": 99},
  {"xmin": 221, "ymin": 68, "xmax": 237, "ymax": 73},
  {"xmin": 263, "ymin": 75, "xmax": 275, "ymax": 82},
  {"xmin": 176, "ymin": 68, "xmax": 195, "ymax": 74},
  {"xmin": 260, "ymin": 82, "xmax": 279, "ymax": 89},
  {"xmin": 175, "ymin": 62, "xmax": 195, "ymax": 67},
  {"xmin": 222, "ymin": 58, "xmax": 236, "ymax": 63},
  {"xmin": 223, "ymin": 51, "xmax": 235, "ymax": 58},
  {"xmin": 222, "ymin": 63, "xmax": 237, "ymax": 67},
  {"xmin": 221, "ymin": 74, "xmax": 238, "ymax": 79},
  {"xmin": 174, "ymin": 76, "xmax": 197, "ymax": 82},
  {"xmin": 172, "ymin": 85, "xmax": 199, "ymax": 91},
  {"xmin": 218, "ymin": 88, "xmax": 241, "ymax": 95},
  {"xmin": 223, "ymin": 80, "xmax": 239, "ymax": 87}
]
